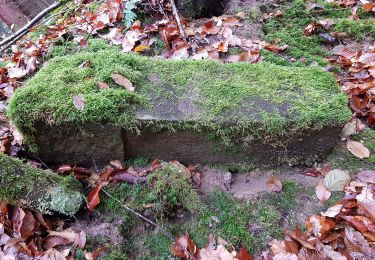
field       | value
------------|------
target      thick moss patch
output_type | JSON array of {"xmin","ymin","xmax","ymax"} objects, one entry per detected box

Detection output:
[
  {"xmin": 8, "ymin": 45, "xmax": 350, "ymax": 151},
  {"xmin": 0, "ymin": 153, "xmax": 83, "ymax": 215},
  {"xmin": 263, "ymin": 0, "xmax": 375, "ymax": 65}
]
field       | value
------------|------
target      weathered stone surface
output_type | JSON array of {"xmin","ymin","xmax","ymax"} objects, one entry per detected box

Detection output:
[
  {"xmin": 0, "ymin": 153, "xmax": 83, "ymax": 216},
  {"xmin": 123, "ymin": 126, "xmax": 341, "ymax": 166},
  {"xmin": 8, "ymin": 49, "xmax": 351, "ymax": 166},
  {"xmin": 35, "ymin": 123, "xmax": 123, "ymax": 166}
]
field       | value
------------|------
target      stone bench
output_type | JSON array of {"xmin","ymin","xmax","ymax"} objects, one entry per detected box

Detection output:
[{"xmin": 8, "ymin": 46, "xmax": 350, "ymax": 166}]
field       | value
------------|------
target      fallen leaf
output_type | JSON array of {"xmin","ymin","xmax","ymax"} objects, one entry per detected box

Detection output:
[
  {"xmin": 358, "ymin": 201, "xmax": 375, "ymax": 222},
  {"xmin": 363, "ymin": 3, "xmax": 375, "ymax": 12},
  {"xmin": 347, "ymin": 140, "xmax": 370, "ymax": 159},
  {"xmin": 266, "ymin": 176, "xmax": 283, "ymax": 192},
  {"xmin": 316, "ymin": 179, "xmax": 331, "ymax": 203},
  {"xmin": 321, "ymin": 204, "xmax": 343, "ymax": 218},
  {"xmin": 134, "ymin": 45, "xmax": 150, "ymax": 52},
  {"xmin": 345, "ymin": 227, "xmax": 374, "ymax": 257},
  {"xmin": 238, "ymin": 246, "xmax": 253, "ymax": 260},
  {"xmin": 356, "ymin": 185, "xmax": 374, "ymax": 203},
  {"xmin": 321, "ymin": 244, "xmax": 346, "ymax": 260},
  {"xmin": 7, "ymin": 67, "xmax": 27, "ymax": 79},
  {"xmin": 109, "ymin": 169, "xmax": 146, "ymax": 184},
  {"xmin": 357, "ymin": 170, "xmax": 375, "ymax": 184},
  {"xmin": 87, "ymin": 184, "xmax": 102, "ymax": 211},
  {"xmin": 170, "ymin": 233, "xmax": 199, "ymax": 259},
  {"xmin": 324, "ymin": 169, "xmax": 351, "ymax": 191},
  {"xmin": 111, "ymin": 73, "xmax": 135, "ymax": 92},
  {"xmin": 342, "ymin": 119, "xmax": 358, "ymax": 138},
  {"xmin": 57, "ymin": 165, "xmax": 72, "ymax": 174},
  {"xmin": 73, "ymin": 95, "xmax": 85, "ymax": 111}
]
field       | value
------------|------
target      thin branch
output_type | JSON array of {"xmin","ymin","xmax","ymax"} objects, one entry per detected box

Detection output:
[
  {"xmin": 0, "ymin": 1, "xmax": 63, "ymax": 52},
  {"xmin": 101, "ymin": 188, "xmax": 174, "ymax": 240},
  {"xmin": 169, "ymin": 0, "xmax": 186, "ymax": 40}
]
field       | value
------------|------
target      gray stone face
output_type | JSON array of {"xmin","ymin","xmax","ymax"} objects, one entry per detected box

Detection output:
[
  {"xmin": 123, "ymin": 126, "xmax": 340, "ymax": 166},
  {"xmin": 34, "ymin": 120, "xmax": 341, "ymax": 167},
  {"xmin": 35, "ymin": 123, "xmax": 124, "ymax": 166}
]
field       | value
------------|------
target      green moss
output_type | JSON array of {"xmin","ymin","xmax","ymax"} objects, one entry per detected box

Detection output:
[
  {"xmin": 101, "ymin": 251, "xmax": 128, "ymax": 260},
  {"xmin": 0, "ymin": 153, "xmax": 83, "ymax": 215},
  {"xmin": 8, "ymin": 43, "xmax": 350, "ymax": 152},
  {"xmin": 326, "ymin": 191, "xmax": 344, "ymax": 207},
  {"xmin": 145, "ymin": 163, "xmax": 203, "ymax": 217},
  {"xmin": 333, "ymin": 19, "xmax": 375, "ymax": 40},
  {"xmin": 262, "ymin": 0, "xmax": 375, "ymax": 65},
  {"xmin": 99, "ymin": 162, "xmax": 202, "ymax": 222},
  {"xmin": 353, "ymin": 128, "xmax": 375, "ymax": 164},
  {"xmin": 96, "ymin": 174, "xmax": 327, "ymax": 256},
  {"xmin": 263, "ymin": 0, "xmax": 329, "ymax": 65}
]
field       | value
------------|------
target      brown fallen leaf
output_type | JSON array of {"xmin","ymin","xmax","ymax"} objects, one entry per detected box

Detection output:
[
  {"xmin": 266, "ymin": 176, "xmax": 283, "ymax": 192},
  {"xmin": 111, "ymin": 73, "xmax": 135, "ymax": 92},
  {"xmin": 169, "ymin": 233, "xmax": 199, "ymax": 259},
  {"xmin": 347, "ymin": 140, "xmax": 370, "ymax": 159},
  {"xmin": 316, "ymin": 179, "xmax": 331, "ymax": 203},
  {"xmin": 238, "ymin": 246, "xmax": 253, "ymax": 260},
  {"xmin": 87, "ymin": 184, "xmax": 102, "ymax": 211}
]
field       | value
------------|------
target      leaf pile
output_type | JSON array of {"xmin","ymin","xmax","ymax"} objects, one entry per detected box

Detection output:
[
  {"xmin": 329, "ymin": 43, "xmax": 375, "ymax": 126},
  {"xmin": 170, "ymin": 233, "xmax": 253, "ymax": 260},
  {"xmin": 101, "ymin": 13, "xmax": 288, "ymax": 62},
  {"xmin": 268, "ymin": 169, "xmax": 375, "ymax": 259},
  {"xmin": 0, "ymin": 204, "xmax": 85, "ymax": 259}
]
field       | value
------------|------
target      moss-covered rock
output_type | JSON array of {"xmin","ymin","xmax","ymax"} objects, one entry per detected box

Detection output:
[
  {"xmin": 0, "ymin": 153, "xmax": 83, "ymax": 215},
  {"xmin": 8, "ymin": 45, "xmax": 350, "ymax": 166}
]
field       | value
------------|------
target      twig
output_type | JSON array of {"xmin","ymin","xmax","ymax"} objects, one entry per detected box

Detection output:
[
  {"xmin": 169, "ymin": 0, "xmax": 186, "ymax": 40},
  {"xmin": 101, "ymin": 188, "xmax": 174, "ymax": 240},
  {"xmin": 0, "ymin": 1, "xmax": 63, "ymax": 52}
]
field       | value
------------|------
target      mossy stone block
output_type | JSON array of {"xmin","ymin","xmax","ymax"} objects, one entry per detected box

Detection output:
[
  {"xmin": 0, "ymin": 153, "xmax": 83, "ymax": 216},
  {"xmin": 7, "ymin": 49, "xmax": 351, "ymax": 166}
]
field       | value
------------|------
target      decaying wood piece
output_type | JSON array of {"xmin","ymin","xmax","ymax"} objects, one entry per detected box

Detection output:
[{"xmin": 0, "ymin": 153, "xmax": 83, "ymax": 216}]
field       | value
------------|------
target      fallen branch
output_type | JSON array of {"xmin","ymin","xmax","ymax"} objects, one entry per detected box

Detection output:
[
  {"xmin": 102, "ymin": 188, "xmax": 174, "ymax": 240},
  {"xmin": 169, "ymin": 0, "xmax": 186, "ymax": 40},
  {"xmin": 0, "ymin": 1, "xmax": 63, "ymax": 52}
]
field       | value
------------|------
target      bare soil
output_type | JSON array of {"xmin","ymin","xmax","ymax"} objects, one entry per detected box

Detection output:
[{"xmin": 198, "ymin": 166, "xmax": 319, "ymax": 200}]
